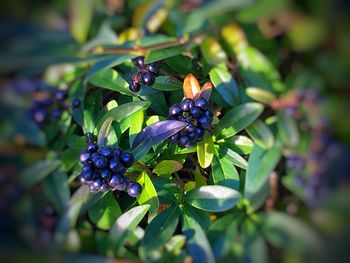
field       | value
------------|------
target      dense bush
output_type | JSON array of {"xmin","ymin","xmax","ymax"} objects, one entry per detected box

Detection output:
[{"xmin": 1, "ymin": 0, "xmax": 350, "ymax": 262}]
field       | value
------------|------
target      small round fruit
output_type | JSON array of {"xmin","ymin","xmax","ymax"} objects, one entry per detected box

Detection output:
[
  {"xmin": 132, "ymin": 56, "xmax": 145, "ymax": 67},
  {"xmin": 195, "ymin": 98, "xmax": 209, "ymax": 109},
  {"xmin": 141, "ymin": 72, "xmax": 155, "ymax": 86},
  {"xmin": 101, "ymin": 147, "xmax": 113, "ymax": 158},
  {"xmin": 116, "ymin": 164, "xmax": 126, "ymax": 175},
  {"xmin": 185, "ymin": 123, "xmax": 195, "ymax": 132},
  {"xmin": 79, "ymin": 151, "xmax": 91, "ymax": 163},
  {"xmin": 146, "ymin": 63, "xmax": 160, "ymax": 76},
  {"xmin": 203, "ymin": 109, "xmax": 213, "ymax": 119},
  {"xmin": 120, "ymin": 152, "xmax": 134, "ymax": 168},
  {"xmin": 55, "ymin": 89, "xmax": 68, "ymax": 101},
  {"xmin": 92, "ymin": 178, "xmax": 102, "ymax": 189},
  {"xmin": 169, "ymin": 104, "xmax": 182, "ymax": 116},
  {"xmin": 32, "ymin": 108, "xmax": 47, "ymax": 123},
  {"xmin": 89, "ymin": 184, "xmax": 99, "ymax": 193},
  {"xmin": 129, "ymin": 79, "xmax": 141, "ymax": 92},
  {"xmin": 127, "ymin": 182, "xmax": 142, "ymax": 197},
  {"xmin": 87, "ymin": 143, "xmax": 98, "ymax": 153},
  {"xmin": 100, "ymin": 183, "xmax": 109, "ymax": 192},
  {"xmin": 100, "ymin": 169, "xmax": 111, "ymax": 180},
  {"xmin": 82, "ymin": 163, "xmax": 92, "ymax": 172},
  {"xmin": 72, "ymin": 98, "xmax": 81, "ymax": 108},
  {"xmin": 109, "ymin": 175, "xmax": 128, "ymax": 191},
  {"xmin": 113, "ymin": 148, "xmax": 122, "ymax": 158},
  {"xmin": 198, "ymin": 116, "xmax": 211, "ymax": 129},
  {"xmin": 194, "ymin": 127, "xmax": 205, "ymax": 139},
  {"xmin": 180, "ymin": 99, "xmax": 195, "ymax": 112},
  {"xmin": 42, "ymin": 97, "xmax": 53, "ymax": 107},
  {"xmin": 190, "ymin": 107, "xmax": 202, "ymax": 119},
  {"xmin": 80, "ymin": 170, "xmax": 93, "ymax": 183},
  {"xmin": 109, "ymin": 158, "xmax": 120, "ymax": 172},
  {"xmin": 188, "ymin": 131, "xmax": 197, "ymax": 142},
  {"xmin": 170, "ymin": 133, "xmax": 179, "ymax": 143},
  {"xmin": 179, "ymin": 135, "xmax": 190, "ymax": 148},
  {"xmin": 51, "ymin": 108, "xmax": 62, "ymax": 118},
  {"xmin": 93, "ymin": 155, "xmax": 108, "ymax": 169}
]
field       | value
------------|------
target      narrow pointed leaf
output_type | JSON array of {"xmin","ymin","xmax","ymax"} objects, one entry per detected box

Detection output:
[
  {"xmin": 197, "ymin": 133, "xmax": 214, "ymax": 168},
  {"xmin": 183, "ymin": 73, "xmax": 201, "ymax": 99}
]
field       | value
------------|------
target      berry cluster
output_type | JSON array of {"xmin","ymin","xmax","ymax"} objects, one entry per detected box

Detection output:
[
  {"xmin": 29, "ymin": 88, "xmax": 69, "ymax": 125},
  {"xmin": 129, "ymin": 56, "xmax": 160, "ymax": 92},
  {"xmin": 168, "ymin": 97, "xmax": 213, "ymax": 148},
  {"xmin": 78, "ymin": 141, "xmax": 141, "ymax": 197}
]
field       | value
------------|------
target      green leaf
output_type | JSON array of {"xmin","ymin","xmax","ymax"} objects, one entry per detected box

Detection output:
[
  {"xmin": 129, "ymin": 110, "xmax": 145, "ymax": 147},
  {"xmin": 218, "ymin": 135, "xmax": 254, "ymax": 155},
  {"xmin": 246, "ymin": 119, "xmax": 274, "ymax": 149},
  {"xmin": 152, "ymin": 76, "xmax": 182, "ymax": 91},
  {"xmin": 181, "ymin": 0, "xmax": 252, "ymax": 35},
  {"xmin": 153, "ymin": 160, "xmax": 183, "ymax": 176},
  {"xmin": 69, "ymin": 0, "xmax": 93, "ymax": 43},
  {"xmin": 246, "ymin": 87, "xmax": 276, "ymax": 104},
  {"xmin": 88, "ymin": 68, "xmax": 133, "ymax": 96},
  {"xmin": 277, "ymin": 111, "xmax": 300, "ymax": 147},
  {"xmin": 42, "ymin": 171, "xmax": 70, "ymax": 214},
  {"xmin": 215, "ymin": 102, "xmax": 263, "ymax": 139},
  {"xmin": 200, "ymin": 37, "xmax": 228, "ymax": 66},
  {"xmin": 209, "ymin": 64, "xmax": 239, "ymax": 106},
  {"xmin": 96, "ymin": 101, "xmax": 151, "ymax": 132},
  {"xmin": 97, "ymin": 117, "xmax": 114, "ymax": 146},
  {"xmin": 184, "ymin": 185, "xmax": 241, "ymax": 212},
  {"xmin": 86, "ymin": 54, "xmax": 137, "ymax": 80},
  {"xmin": 140, "ymin": 206, "xmax": 180, "ymax": 261},
  {"xmin": 211, "ymin": 154, "xmax": 240, "ymax": 190},
  {"xmin": 108, "ymin": 204, "xmax": 150, "ymax": 254},
  {"xmin": 261, "ymin": 212, "xmax": 322, "ymax": 252},
  {"xmin": 88, "ymin": 192, "xmax": 122, "ymax": 230},
  {"xmin": 181, "ymin": 204, "xmax": 215, "ymax": 263},
  {"xmin": 194, "ymin": 167, "xmax": 207, "ymax": 187},
  {"xmin": 244, "ymin": 144, "xmax": 282, "ymax": 198},
  {"xmin": 20, "ymin": 159, "xmax": 61, "ymax": 188},
  {"xmin": 216, "ymin": 145, "xmax": 248, "ymax": 169},
  {"xmin": 197, "ymin": 133, "xmax": 214, "ymax": 168},
  {"xmin": 145, "ymin": 46, "xmax": 185, "ymax": 64},
  {"xmin": 136, "ymin": 172, "xmax": 159, "ymax": 216}
]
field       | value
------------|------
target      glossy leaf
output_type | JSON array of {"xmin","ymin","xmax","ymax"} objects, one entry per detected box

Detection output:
[
  {"xmin": 277, "ymin": 110, "xmax": 300, "ymax": 147},
  {"xmin": 244, "ymin": 144, "xmax": 281, "ymax": 198},
  {"xmin": 197, "ymin": 133, "xmax": 214, "ymax": 168},
  {"xmin": 88, "ymin": 68, "xmax": 133, "ymax": 96},
  {"xmin": 211, "ymin": 154, "xmax": 240, "ymax": 190},
  {"xmin": 136, "ymin": 172, "xmax": 159, "ymax": 216},
  {"xmin": 145, "ymin": 46, "xmax": 185, "ymax": 64},
  {"xmin": 184, "ymin": 185, "xmax": 241, "ymax": 212},
  {"xmin": 200, "ymin": 37, "xmax": 228, "ymax": 66},
  {"xmin": 246, "ymin": 87, "xmax": 276, "ymax": 104},
  {"xmin": 108, "ymin": 204, "xmax": 150, "ymax": 253},
  {"xmin": 153, "ymin": 160, "xmax": 183, "ymax": 176},
  {"xmin": 181, "ymin": 204, "xmax": 215, "ymax": 263},
  {"xmin": 198, "ymin": 82, "xmax": 213, "ymax": 101},
  {"xmin": 216, "ymin": 145, "xmax": 248, "ymax": 169},
  {"xmin": 69, "ymin": 0, "xmax": 93, "ymax": 43},
  {"xmin": 209, "ymin": 64, "xmax": 239, "ymax": 106},
  {"xmin": 215, "ymin": 102, "xmax": 264, "ymax": 139},
  {"xmin": 246, "ymin": 119, "xmax": 274, "ymax": 149},
  {"xmin": 152, "ymin": 76, "xmax": 182, "ymax": 91},
  {"xmin": 218, "ymin": 135, "xmax": 254, "ymax": 155}
]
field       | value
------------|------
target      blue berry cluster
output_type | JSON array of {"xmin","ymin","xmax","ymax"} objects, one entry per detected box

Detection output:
[
  {"xmin": 168, "ymin": 97, "xmax": 213, "ymax": 148},
  {"xmin": 129, "ymin": 56, "xmax": 160, "ymax": 92},
  {"xmin": 28, "ymin": 88, "xmax": 69, "ymax": 125},
  {"xmin": 79, "ymin": 141, "xmax": 141, "ymax": 196}
]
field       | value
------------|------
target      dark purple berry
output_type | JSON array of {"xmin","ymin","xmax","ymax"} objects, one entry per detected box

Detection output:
[
  {"xmin": 141, "ymin": 72, "xmax": 155, "ymax": 86},
  {"xmin": 93, "ymin": 155, "xmax": 108, "ymax": 169},
  {"xmin": 101, "ymin": 147, "xmax": 113, "ymax": 158},
  {"xmin": 109, "ymin": 158, "xmax": 120, "ymax": 172},
  {"xmin": 42, "ymin": 97, "xmax": 53, "ymax": 107},
  {"xmin": 89, "ymin": 184, "xmax": 99, "ymax": 193},
  {"xmin": 32, "ymin": 109, "xmax": 47, "ymax": 123},
  {"xmin": 109, "ymin": 175, "xmax": 128, "ymax": 191},
  {"xmin": 188, "ymin": 131, "xmax": 197, "ymax": 142},
  {"xmin": 180, "ymin": 99, "xmax": 195, "ymax": 112},
  {"xmin": 55, "ymin": 89, "xmax": 67, "ymax": 101},
  {"xmin": 146, "ymin": 63, "xmax": 160, "ymax": 76},
  {"xmin": 113, "ymin": 148, "xmax": 122, "ymax": 158},
  {"xmin": 169, "ymin": 104, "xmax": 182, "ymax": 116},
  {"xmin": 79, "ymin": 151, "xmax": 91, "ymax": 163},
  {"xmin": 72, "ymin": 98, "xmax": 81, "ymax": 108},
  {"xmin": 170, "ymin": 133, "xmax": 179, "ymax": 143},
  {"xmin": 87, "ymin": 143, "xmax": 98, "ymax": 153},
  {"xmin": 179, "ymin": 135, "xmax": 190, "ymax": 148},
  {"xmin": 127, "ymin": 182, "xmax": 142, "ymax": 197},
  {"xmin": 195, "ymin": 98, "xmax": 208, "ymax": 109},
  {"xmin": 51, "ymin": 108, "xmax": 62, "ymax": 118},
  {"xmin": 116, "ymin": 164, "xmax": 126, "ymax": 175},
  {"xmin": 100, "ymin": 183, "xmax": 109, "ymax": 192},
  {"xmin": 185, "ymin": 123, "xmax": 195, "ymax": 132},
  {"xmin": 190, "ymin": 107, "xmax": 202, "ymax": 119},
  {"xmin": 195, "ymin": 127, "xmax": 205, "ymax": 139},
  {"xmin": 80, "ymin": 170, "xmax": 93, "ymax": 183},
  {"xmin": 31, "ymin": 99, "xmax": 41, "ymax": 109},
  {"xmin": 100, "ymin": 169, "xmax": 111, "ymax": 180},
  {"xmin": 120, "ymin": 152, "xmax": 134, "ymax": 168},
  {"xmin": 204, "ymin": 109, "xmax": 213, "ymax": 119},
  {"xmin": 132, "ymin": 56, "xmax": 145, "ymax": 67},
  {"xmin": 198, "ymin": 116, "xmax": 211, "ymax": 129},
  {"xmin": 92, "ymin": 178, "xmax": 103, "ymax": 189},
  {"xmin": 82, "ymin": 163, "xmax": 92, "ymax": 172}
]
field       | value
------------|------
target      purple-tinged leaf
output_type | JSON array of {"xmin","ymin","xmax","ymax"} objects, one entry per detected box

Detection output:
[{"xmin": 132, "ymin": 120, "xmax": 187, "ymax": 155}]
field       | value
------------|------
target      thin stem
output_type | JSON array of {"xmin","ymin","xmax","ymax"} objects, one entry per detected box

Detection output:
[{"xmin": 134, "ymin": 161, "xmax": 154, "ymax": 177}]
